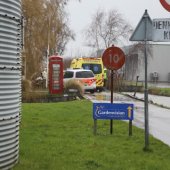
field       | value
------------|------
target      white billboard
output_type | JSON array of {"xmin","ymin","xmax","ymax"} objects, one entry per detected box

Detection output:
[{"xmin": 152, "ymin": 18, "xmax": 170, "ymax": 42}]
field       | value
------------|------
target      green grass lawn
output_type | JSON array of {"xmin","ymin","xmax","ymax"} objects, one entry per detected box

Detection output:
[{"xmin": 14, "ymin": 100, "xmax": 170, "ymax": 170}]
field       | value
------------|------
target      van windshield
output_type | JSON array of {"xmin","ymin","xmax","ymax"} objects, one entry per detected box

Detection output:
[{"xmin": 82, "ymin": 64, "xmax": 102, "ymax": 74}]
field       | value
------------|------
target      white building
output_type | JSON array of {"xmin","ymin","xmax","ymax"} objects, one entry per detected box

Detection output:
[{"xmin": 125, "ymin": 44, "xmax": 170, "ymax": 83}]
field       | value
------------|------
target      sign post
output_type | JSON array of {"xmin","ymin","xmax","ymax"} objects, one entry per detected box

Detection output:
[
  {"xmin": 130, "ymin": 10, "xmax": 151, "ymax": 150},
  {"xmin": 130, "ymin": 6, "xmax": 170, "ymax": 149},
  {"xmin": 102, "ymin": 46, "xmax": 125, "ymax": 70},
  {"xmin": 144, "ymin": 16, "xmax": 149, "ymax": 150},
  {"xmin": 93, "ymin": 103, "xmax": 134, "ymax": 135},
  {"xmin": 102, "ymin": 45, "xmax": 125, "ymax": 134},
  {"xmin": 110, "ymin": 70, "xmax": 114, "ymax": 134}
]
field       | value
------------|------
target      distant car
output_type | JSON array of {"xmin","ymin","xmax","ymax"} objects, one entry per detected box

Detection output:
[{"xmin": 64, "ymin": 69, "xmax": 96, "ymax": 93}]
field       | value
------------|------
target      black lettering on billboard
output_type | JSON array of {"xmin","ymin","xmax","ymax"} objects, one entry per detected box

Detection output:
[{"xmin": 164, "ymin": 31, "xmax": 170, "ymax": 39}]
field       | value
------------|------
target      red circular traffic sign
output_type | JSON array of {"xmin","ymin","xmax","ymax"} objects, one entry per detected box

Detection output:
[
  {"xmin": 102, "ymin": 46, "xmax": 125, "ymax": 70},
  {"xmin": 160, "ymin": 0, "xmax": 170, "ymax": 12}
]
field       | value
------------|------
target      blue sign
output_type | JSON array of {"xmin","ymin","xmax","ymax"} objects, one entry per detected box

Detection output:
[{"xmin": 93, "ymin": 103, "xmax": 134, "ymax": 120}]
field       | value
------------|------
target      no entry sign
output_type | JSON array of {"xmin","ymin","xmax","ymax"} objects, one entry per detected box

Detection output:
[
  {"xmin": 160, "ymin": 0, "xmax": 170, "ymax": 12},
  {"xmin": 102, "ymin": 46, "xmax": 125, "ymax": 70}
]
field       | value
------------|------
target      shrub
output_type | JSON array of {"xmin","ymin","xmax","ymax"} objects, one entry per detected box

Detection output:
[
  {"xmin": 148, "ymin": 87, "xmax": 160, "ymax": 95},
  {"xmin": 64, "ymin": 79, "xmax": 84, "ymax": 97},
  {"xmin": 22, "ymin": 92, "xmax": 45, "ymax": 102},
  {"xmin": 22, "ymin": 79, "xmax": 32, "ymax": 92}
]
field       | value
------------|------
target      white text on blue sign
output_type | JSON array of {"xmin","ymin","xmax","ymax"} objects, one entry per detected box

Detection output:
[{"xmin": 93, "ymin": 103, "xmax": 134, "ymax": 120}]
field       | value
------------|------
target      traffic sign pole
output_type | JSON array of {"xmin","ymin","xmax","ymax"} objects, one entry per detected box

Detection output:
[
  {"xmin": 110, "ymin": 70, "xmax": 114, "ymax": 134},
  {"xmin": 144, "ymin": 11, "xmax": 149, "ymax": 150},
  {"xmin": 130, "ymin": 9, "xmax": 150, "ymax": 150},
  {"xmin": 111, "ymin": 70, "xmax": 114, "ymax": 103},
  {"xmin": 102, "ymin": 45, "xmax": 125, "ymax": 135}
]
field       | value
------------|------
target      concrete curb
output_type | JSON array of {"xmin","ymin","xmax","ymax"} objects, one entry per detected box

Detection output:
[{"xmin": 121, "ymin": 93, "xmax": 170, "ymax": 110}]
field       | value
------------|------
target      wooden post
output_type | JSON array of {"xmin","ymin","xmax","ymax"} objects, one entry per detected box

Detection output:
[
  {"xmin": 129, "ymin": 120, "xmax": 132, "ymax": 136},
  {"xmin": 94, "ymin": 119, "xmax": 97, "ymax": 135}
]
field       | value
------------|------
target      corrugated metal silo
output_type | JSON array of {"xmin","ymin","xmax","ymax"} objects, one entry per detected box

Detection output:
[{"xmin": 0, "ymin": 0, "xmax": 22, "ymax": 169}]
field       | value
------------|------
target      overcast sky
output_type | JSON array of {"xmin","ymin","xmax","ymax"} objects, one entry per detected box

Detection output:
[{"xmin": 64, "ymin": 0, "xmax": 170, "ymax": 57}]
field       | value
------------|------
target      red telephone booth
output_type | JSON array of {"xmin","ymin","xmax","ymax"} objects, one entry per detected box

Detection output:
[{"xmin": 48, "ymin": 55, "xmax": 63, "ymax": 94}]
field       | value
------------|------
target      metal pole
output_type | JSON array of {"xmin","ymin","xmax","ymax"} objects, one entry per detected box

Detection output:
[
  {"xmin": 133, "ymin": 75, "xmax": 139, "ymax": 97},
  {"xmin": 94, "ymin": 119, "xmax": 97, "ymax": 135},
  {"xmin": 46, "ymin": 44, "xmax": 49, "ymax": 88},
  {"xmin": 46, "ymin": 19, "xmax": 50, "ymax": 89},
  {"xmin": 144, "ymin": 10, "xmax": 149, "ymax": 150},
  {"xmin": 110, "ymin": 70, "xmax": 114, "ymax": 134},
  {"xmin": 129, "ymin": 120, "xmax": 132, "ymax": 136}
]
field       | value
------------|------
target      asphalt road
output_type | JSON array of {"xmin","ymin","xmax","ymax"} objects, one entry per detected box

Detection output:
[{"xmin": 85, "ymin": 91, "xmax": 170, "ymax": 147}]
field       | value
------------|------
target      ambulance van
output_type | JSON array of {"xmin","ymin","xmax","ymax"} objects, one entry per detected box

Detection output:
[{"xmin": 70, "ymin": 58, "xmax": 104, "ymax": 91}]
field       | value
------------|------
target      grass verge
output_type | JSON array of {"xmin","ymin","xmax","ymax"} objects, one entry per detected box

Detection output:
[
  {"xmin": 14, "ymin": 100, "xmax": 170, "ymax": 170},
  {"xmin": 148, "ymin": 87, "xmax": 170, "ymax": 97}
]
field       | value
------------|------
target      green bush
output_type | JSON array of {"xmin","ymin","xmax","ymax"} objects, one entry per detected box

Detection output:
[
  {"xmin": 22, "ymin": 79, "xmax": 32, "ymax": 92},
  {"xmin": 148, "ymin": 87, "xmax": 160, "ymax": 95},
  {"xmin": 160, "ymin": 88, "xmax": 170, "ymax": 96},
  {"xmin": 64, "ymin": 79, "xmax": 84, "ymax": 97},
  {"xmin": 22, "ymin": 92, "xmax": 48, "ymax": 102}
]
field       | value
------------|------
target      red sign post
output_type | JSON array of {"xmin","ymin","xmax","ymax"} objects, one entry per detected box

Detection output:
[
  {"xmin": 102, "ymin": 46, "xmax": 125, "ymax": 134},
  {"xmin": 160, "ymin": 0, "xmax": 170, "ymax": 12}
]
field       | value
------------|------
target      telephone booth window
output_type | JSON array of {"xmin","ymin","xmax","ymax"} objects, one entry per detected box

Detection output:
[{"xmin": 52, "ymin": 64, "xmax": 60, "ymax": 90}]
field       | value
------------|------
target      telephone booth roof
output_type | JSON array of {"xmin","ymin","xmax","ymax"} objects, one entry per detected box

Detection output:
[{"xmin": 49, "ymin": 55, "xmax": 63, "ymax": 60}]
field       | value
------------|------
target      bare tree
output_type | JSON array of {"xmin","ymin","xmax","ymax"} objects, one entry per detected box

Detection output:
[
  {"xmin": 124, "ymin": 42, "xmax": 153, "ymax": 81},
  {"xmin": 85, "ymin": 9, "xmax": 133, "ymax": 51}
]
